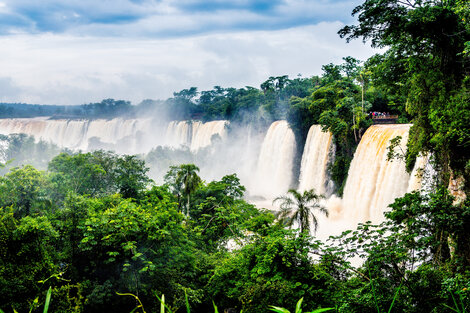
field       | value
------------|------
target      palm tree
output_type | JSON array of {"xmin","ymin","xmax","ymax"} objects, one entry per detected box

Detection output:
[
  {"xmin": 164, "ymin": 164, "xmax": 202, "ymax": 216},
  {"xmin": 273, "ymin": 189, "xmax": 328, "ymax": 235},
  {"xmin": 175, "ymin": 164, "xmax": 202, "ymax": 216}
]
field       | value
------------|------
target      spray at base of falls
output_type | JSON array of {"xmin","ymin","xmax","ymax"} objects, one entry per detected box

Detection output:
[{"xmin": 0, "ymin": 139, "xmax": 8, "ymax": 164}]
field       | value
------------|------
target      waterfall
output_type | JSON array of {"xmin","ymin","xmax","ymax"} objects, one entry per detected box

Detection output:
[
  {"xmin": 0, "ymin": 118, "xmax": 229, "ymax": 154},
  {"xmin": 407, "ymin": 153, "xmax": 437, "ymax": 194},
  {"xmin": 251, "ymin": 120, "xmax": 296, "ymax": 198},
  {"xmin": 0, "ymin": 118, "xmax": 85, "ymax": 149},
  {"xmin": 340, "ymin": 124, "xmax": 411, "ymax": 223},
  {"xmin": 407, "ymin": 155, "xmax": 429, "ymax": 193},
  {"xmin": 165, "ymin": 121, "xmax": 191, "ymax": 148},
  {"xmin": 0, "ymin": 139, "xmax": 8, "ymax": 164},
  {"xmin": 298, "ymin": 125, "xmax": 333, "ymax": 195},
  {"xmin": 190, "ymin": 120, "xmax": 227, "ymax": 151},
  {"xmin": 0, "ymin": 117, "xmax": 154, "ymax": 153},
  {"xmin": 0, "ymin": 116, "xmax": 427, "ymax": 228}
]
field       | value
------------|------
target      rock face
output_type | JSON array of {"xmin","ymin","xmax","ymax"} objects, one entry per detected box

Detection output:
[{"xmin": 448, "ymin": 172, "xmax": 467, "ymax": 205}]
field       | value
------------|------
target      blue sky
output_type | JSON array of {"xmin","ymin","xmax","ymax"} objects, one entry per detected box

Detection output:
[{"xmin": 0, "ymin": 0, "xmax": 376, "ymax": 105}]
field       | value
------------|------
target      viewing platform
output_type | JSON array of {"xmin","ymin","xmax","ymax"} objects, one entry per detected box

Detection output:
[{"xmin": 372, "ymin": 114, "xmax": 398, "ymax": 124}]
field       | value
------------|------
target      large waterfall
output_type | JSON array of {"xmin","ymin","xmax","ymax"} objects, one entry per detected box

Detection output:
[
  {"xmin": 0, "ymin": 116, "xmax": 430, "ymax": 233},
  {"xmin": 163, "ymin": 120, "xmax": 228, "ymax": 151},
  {"xmin": 165, "ymin": 121, "xmax": 191, "ymax": 148},
  {"xmin": 0, "ymin": 118, "xmax": 228, "ymax": 154},
  {"xmin": 0, "ymin": 117, "xmax": 156, "ymax": 153},
  {"xmin": 190, "ymin": 121, "xmax": 227, "ymax": 151},
  {"xmin": 298, "ymin": 125, "xmax": 333, "ymax": 195},
  {"xmin": 250, "ymin": 120, "xmax": 296, "ymax": 198},
  {"xmin": 340, "ymin": 124, "xmax": 411, "ymax": 223}
]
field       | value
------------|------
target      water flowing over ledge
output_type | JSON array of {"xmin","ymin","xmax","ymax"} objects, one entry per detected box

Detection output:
[{"xmin": 0, "ymin": 117, "xmax": 431, "ymax": 236}]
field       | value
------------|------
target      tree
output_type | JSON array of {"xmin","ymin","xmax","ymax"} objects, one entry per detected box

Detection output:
[
  {"xmin": 341, "ymin": 56, "xmax": 361, "ymax": 79},
  {"xmin": 164, "ymin": 164, "xmax": 202, "ymax": 216},
  {"xmin": 168, "ymin": 87, "xmax": 199, "ymax": 120},
  {"xmin": 48, "ymin": 152, "xmax": 111, "ymax": 198},
  {"xmin": 321, "ymin": 64, "xmax": 342, "ymax": 84},
  {"xmin": 114, "ymin": 155, "xmax": 151, "ymax": 199},
  {"xmin": 0, "ymin": 165, "xmax": 50, "ymax": 218},
  {"xmin": 77, "ymin": 196, "xmax": 198, "ymax": 312},
  {"xmin": 273, "ymin": 189, "xmax": 328, "ymax": 235},
  {"xmin": 207, "ymin": 228, "xmax": 337, "ymax": 313},
  {"xmin": 339, "ymin": 0, "xmax": 470, "ymax": 180},
  {"xmin": 0, "ymin": 213, "xmax": 60, "ymax": 312},
  {"xmin": 48, "ymin": 151, "xmax": 151, "ymax": 200}
]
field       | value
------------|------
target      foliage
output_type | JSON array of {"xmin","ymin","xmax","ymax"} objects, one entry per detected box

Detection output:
[
  {"xmin": 269, "ymin": 297, "xmax": 334, "ymax": 313},
  {"xmin": 273, "ymin": 189, "xmax": 327, "ymax": 235},
  {"xmin": 0, "ymin": 212, "xmax": 59, "ymax": 312},
  {"xmin": 0, "ymin": 165, "xmax": 51, "ymax": 218},
  {"xmin": 48, "ymin": 151, "xmax": 150, "ymax": 201},
  {"xmin": 164, "ymin": 164, "xmax": 202, "ymax": 215},
  {"xmin": 207, "ymin": 228, "xmax": 338, "ymax": 313},
  {"xmin": 339, "ymin": 0, "xmax": 470, "ymax": 183},
  {"xmin": 325, "ymin": 188, "xmax": 470, "ymax": 312},
  {"xmin": 0, "ymin": 134, "xmax": 63, "ymax": 175}
]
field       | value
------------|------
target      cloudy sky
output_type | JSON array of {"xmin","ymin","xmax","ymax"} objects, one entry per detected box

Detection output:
[{"xmin": 0, "ymin": 0, "xmax": 376, "ymax": 105}]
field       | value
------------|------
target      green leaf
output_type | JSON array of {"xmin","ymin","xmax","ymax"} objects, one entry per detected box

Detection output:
[
  {"xmin": 269, "ymin": 306, "xmax": 291, "ymax": 313},
  {"xmin": 155, "ymin": 293, "xmax": 174, "ymax": 313},
  {"xmin": 185, "ymin": 290, "xmax": 190, "ymax": 313},
  {"xmin": 295, "ymin": 298, "xmax": 304, "ymax": 313},
  {"xmin": 160, "ymin": 294, "xmax": 165, "ymax": 313},
  {"xmin": 43, "ymin": 287, "xmax": 52, "ymax": 313},
  {"xmin": 306, "ymin": 309, "xmax": 335, "ymax": 313}
]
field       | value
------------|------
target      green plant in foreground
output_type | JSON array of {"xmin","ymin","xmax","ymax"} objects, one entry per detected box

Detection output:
[
  {"xmin": 42, "ymin": 287, "xmax": 52, "ymax": 313},
  {"xmin": 0, "ymin": 286, "xmax": 52, "ymax": 313},
  {"xmin": 443, "ymin": 292, "xmax": 468, "ymax": 313},
  {"xmin": 269, "ymin": 297, "xmax": 334, "ymax": 313},
  {"xmin": 368, "ymin": 267, "xmax": 403, "ymax": 313},
  {"xmin": 121, "ymin": 290, "xmax": 222, "ymax": 313}
]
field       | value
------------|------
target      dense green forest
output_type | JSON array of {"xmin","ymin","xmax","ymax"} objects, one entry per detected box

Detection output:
[
  {"xmin": 1, "ymin": 0, "xmax": 470, "ymax": 312},
  {"xmin": 1, "ymin": 150, "xmax": 469, "ymax": 313}
]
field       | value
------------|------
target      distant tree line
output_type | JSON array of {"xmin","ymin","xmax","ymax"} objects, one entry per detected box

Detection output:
[{"xmin": 0, "ymin": 99, "xmax": 133, "ymax": 119}]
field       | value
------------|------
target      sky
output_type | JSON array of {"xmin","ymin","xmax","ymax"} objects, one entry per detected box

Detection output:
[{"xmin": 0, "ymin": 0, "xmax": 377, "ymax": 105}]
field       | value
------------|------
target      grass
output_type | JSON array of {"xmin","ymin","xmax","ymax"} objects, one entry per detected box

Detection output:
[{"xmin": 269, "ymin": 297, "xmax": 334, "ymax": 313}]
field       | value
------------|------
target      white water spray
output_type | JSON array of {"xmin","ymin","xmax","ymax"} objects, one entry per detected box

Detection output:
[
  {"xmin": 298, "ymin": 125, "xmax": 334, "ymax": 195},
  {"xmin": 250, "ymin": 120, "xmax": 297, "ymax": 199}
]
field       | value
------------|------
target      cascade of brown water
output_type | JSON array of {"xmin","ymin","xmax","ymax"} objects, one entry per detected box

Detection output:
[{"xmin": 340, "ymin": 124, "xmax": 411, "ymax": 223}]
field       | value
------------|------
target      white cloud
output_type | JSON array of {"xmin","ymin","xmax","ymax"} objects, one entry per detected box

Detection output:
[
  {"xmin": 0, "ymin": 23, "xmax": 376, "ymax": 105},
  {"xmin": 0, "ymin": 0, "xmax": 362, "ymax": 36}
]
